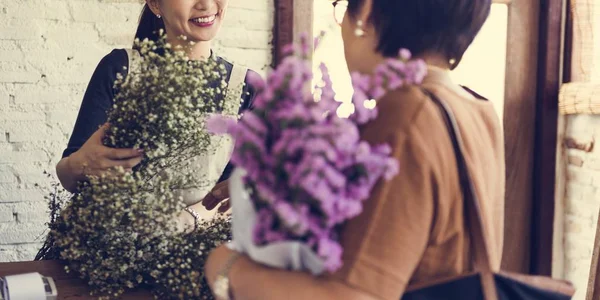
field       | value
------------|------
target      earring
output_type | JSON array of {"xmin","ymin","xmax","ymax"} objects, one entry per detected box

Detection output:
[
  {"xmin": 156, "ymin": 14, "xmax": 161, "ymax": 19},
  {"xmin": 354, "ymin": 20, "xmax": 365, "ymax": 37}
]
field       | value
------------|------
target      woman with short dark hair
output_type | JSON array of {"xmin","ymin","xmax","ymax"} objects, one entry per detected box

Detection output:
[{"xmin": 205, "ymin": 1, "xmax": 505, "ymax": 299}]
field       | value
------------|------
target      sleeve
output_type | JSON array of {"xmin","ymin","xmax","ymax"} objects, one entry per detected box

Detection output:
[
  {"xmin": 61, "ymin": 49, "xmax": 127, "ymax": 158},
  {"xmin": 331, "ymin": 130, "xmax": 436, "ymax": 300},
  {"xmin": 218, "ymin": 69, "xmax": 258, "ymax": 183},
  {"xmin": 240, "ymin": 69, "xmax": 258, "ymax": 111}
]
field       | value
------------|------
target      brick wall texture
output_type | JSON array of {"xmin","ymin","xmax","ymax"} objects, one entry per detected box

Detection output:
[
  {"xmin": 0, "ymin": 0, "xmax": 273, "ymax": 262},
  {"xmin": 561, "ymin": 114, "xmax": 600, "ymax": 300}
]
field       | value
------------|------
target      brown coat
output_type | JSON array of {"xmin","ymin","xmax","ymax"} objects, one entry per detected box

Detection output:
[{"xmin": 331, "ymin": 67, "xmax": 506, "ymax": 300}]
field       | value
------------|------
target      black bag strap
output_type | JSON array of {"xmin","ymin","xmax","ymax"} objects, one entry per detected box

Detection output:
[{"xmin": 422, "ymin": 88, "xmax": 498, "ymax": 300}]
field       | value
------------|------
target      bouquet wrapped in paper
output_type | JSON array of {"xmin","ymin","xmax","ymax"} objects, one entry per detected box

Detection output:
[{"xmin": 208, "ymin": 36, "xmax": 427, "ymax": 274}]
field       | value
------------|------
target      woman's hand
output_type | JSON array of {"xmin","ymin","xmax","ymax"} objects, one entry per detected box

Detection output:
[
  {"xmin": 175, "ymin": 209, "xmax": 196, "ymax": 233},
  {"xmin": 57, "ymin": 123, "xmax": 145, "ymax": 192},
  {"xmin": 68, "ymin": 123, "xmax": 144, "ymax": 178},
  {"xmin": 202, "ymin": 180, "xmax": 231, "ymax": 213}
]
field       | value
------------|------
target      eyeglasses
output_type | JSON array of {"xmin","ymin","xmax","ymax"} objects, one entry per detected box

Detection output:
[{"xmin": 332, "ymin": 0, "xmax": 348, "ymax": 25}]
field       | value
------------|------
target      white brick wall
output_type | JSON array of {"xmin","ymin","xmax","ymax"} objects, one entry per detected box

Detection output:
[
  {"xmin": 560, "ymin": 114, "xmax": 600, "ymax": 300},
  {"xmin": 0, "ymin": 0, "xmax": 273, "ymax": 262}
]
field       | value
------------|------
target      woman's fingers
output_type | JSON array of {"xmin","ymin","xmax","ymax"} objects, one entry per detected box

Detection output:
[
  {"xmin": 105, "ymin": 147, "xmax": 144, "ymax": 160},
  {"xmin": 202, "ymin": 181, "xmax": 230, "ymax": 210},
  {"xmin": 91, "ymin": 123, "xmax": 111, "ymax": 141},
  {"xmin": 119, "ymin": 155, "xmax": 144, "ymax": 169},
  {"xmin": 217, "ymin": 199, "xmax": 230, "ymax": 213},
  {"xmin": 203, "ymin": 192, "xmax": 226, "ymax": 210},
  {"xmin": 91, "ymin": 124, "xmax": 144, "ymax": 160},
  {"xmin": 202, "ymin": 193, "xmax": 220, "ymax": 210},
  {"xmin": 84, "ymin": 155, "xmax": 143, "ymax": 178},
  {"xmin": 213, "ymin": 181, "xmax": 230, "ymax": 199}
]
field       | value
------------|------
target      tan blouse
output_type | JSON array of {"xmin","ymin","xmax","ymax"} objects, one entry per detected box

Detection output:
[{"xmin": 331, "ymin": 67, "xmax": 505, "ymax": 299}]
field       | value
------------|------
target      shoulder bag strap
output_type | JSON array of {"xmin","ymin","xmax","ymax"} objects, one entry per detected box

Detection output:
[{"xmin": 422, "ymin": 88, "xmax": 498, "ymax": 300}]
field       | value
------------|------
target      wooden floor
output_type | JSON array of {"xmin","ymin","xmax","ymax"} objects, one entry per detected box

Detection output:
[{"xmin": 0, "ymin": 260, "xmax": 152, "ymax": 299}]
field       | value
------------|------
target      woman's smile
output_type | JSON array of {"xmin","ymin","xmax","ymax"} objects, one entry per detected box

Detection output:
[{"xmin": 189, "ymin": 14, "xmax": 218, "ymax": 28}]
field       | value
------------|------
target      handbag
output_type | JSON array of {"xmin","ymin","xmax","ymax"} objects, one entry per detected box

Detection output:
[{"xmin": 402, "ymin": 89, "xmax": 575, "ymax": 300}]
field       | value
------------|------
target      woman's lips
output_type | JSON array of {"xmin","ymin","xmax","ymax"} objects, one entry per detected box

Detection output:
[{"xmin": 190, "ymin": 15, "xmax": 217, "ymax": 27}]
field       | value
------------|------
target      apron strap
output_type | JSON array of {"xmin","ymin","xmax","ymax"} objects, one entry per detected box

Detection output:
[
  {"xmin": 124, "ymin": 48, "xmax": 141, "ymax": 75},
  {"xmin": 223, "ymin": 63, "xmax": 248, "ymax": 116}
]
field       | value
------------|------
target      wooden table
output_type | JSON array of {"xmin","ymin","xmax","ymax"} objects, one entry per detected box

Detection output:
[{"xmin": 0, "ymin": 260, "xmax": 153, "ymax": 299}]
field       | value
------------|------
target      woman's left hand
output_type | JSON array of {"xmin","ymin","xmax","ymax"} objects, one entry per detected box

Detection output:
[
  {"xmin": 202, "ymin": 180, "xmax": 231, "ymax": 213},
  {"xmin": 175, "ymin": 210, "xmax": 196, "ymax": 233}
]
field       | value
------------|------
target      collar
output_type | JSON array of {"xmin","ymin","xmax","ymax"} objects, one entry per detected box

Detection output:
[{"xmin": 422, "ymin": 66, "xmax": 476, "ymax": 99}]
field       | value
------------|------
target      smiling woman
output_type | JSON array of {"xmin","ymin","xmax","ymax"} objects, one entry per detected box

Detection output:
[
  {"xmin": 145, "ymin": 0, "xmax": 227, "ymax": 53},
  {"xmin": 55, "ymin": 0, "xmax": 259, "ymax": 229}
]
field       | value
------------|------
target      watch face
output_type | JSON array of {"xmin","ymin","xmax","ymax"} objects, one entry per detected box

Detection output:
[{"xmin": 214, "ymin": 275, "xmax": 231, "ymax": 299}]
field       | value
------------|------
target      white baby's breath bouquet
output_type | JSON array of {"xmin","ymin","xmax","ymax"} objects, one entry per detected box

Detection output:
[{"xmin": 37, "ymin": 33, "xmax": 233, "ymax": 299}]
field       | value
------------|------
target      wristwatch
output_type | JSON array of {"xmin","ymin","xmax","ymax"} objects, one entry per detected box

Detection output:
[{"xmin": 213, "ymin": 252, "xmax": 242, "ymax": 300}]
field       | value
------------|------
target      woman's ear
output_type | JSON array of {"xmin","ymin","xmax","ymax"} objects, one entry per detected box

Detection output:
[
  {"xmin": 353, "ymin": 0, "xmax": 376, "ymax": 36},
  {"xmin": 357, "ymin": 0, "xmax": 373, "ymax": 25},
  {"xmin": 145, "ymin": 0, "xmax": 161, "ymax": 16}
]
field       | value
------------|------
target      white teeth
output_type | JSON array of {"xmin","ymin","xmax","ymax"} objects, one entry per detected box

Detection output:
[{"xmin": 192, "ymin": 15, "xmax": 216, "ymax": 24}]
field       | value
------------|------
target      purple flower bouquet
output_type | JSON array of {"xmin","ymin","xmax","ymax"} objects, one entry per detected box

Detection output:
[{"xmin": 209, "ymin": 36, "xmax": 427, "ymax": 274}]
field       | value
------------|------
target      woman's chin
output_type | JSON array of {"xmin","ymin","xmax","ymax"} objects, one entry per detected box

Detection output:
[
  {"xmin": 184, "ymin": 32, "xmax": 217, "ymax": 43},
  {"xmin": 185, "ymin": 25, "xmax": 221, "ymax": 42}
]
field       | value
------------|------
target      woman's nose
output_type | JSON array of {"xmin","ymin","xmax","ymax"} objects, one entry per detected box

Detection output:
[{"xmin": 194, "ymin": 0, "xmax": 216, "ymax": 12}]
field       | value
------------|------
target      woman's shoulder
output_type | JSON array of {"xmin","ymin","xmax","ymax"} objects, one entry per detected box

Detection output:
[
  {"xmin": 98, "ymin": 49, "xmax": 129, "ymax": 69},
  {"xmin": 363, "ymin": 84, "xmax": 503, "ymax": 161},
  {"xmin": 376, "ymin": 84, "xmax": 499, "ymax": 133},
  {"xmin": 215, "ymin": 56, "xmax": 259, "ymax": 81},
  {"xmin": 83, "ymin": 49, "xmax": 130, "ymax": 91},
  {"xmin": 369, "ymin": 86, "xmax": 432, "ymax": 133},
  {"xmin": 90, "ymin": 49, "xmax": 130, "ymax": 81}
]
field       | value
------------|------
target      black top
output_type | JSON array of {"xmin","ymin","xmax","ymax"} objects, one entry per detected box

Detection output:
[{"xmin": 63, "ymin": 49, "xmax": 256, "ymax": 182}]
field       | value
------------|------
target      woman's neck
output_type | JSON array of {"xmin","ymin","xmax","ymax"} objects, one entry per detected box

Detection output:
[
  {"xmin": 419, "ymin": 54, "xmax": 451, "ymax": 70},
  {"xmin": 353, "ymin": 52, "xmax": 451, "ymax": 75},
  {"xmin": 167, "ymin": 36, "xmax": 212, "ymax": 60}
]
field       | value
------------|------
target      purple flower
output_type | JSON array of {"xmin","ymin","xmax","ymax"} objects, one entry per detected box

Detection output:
[
  {"xmin": 314, "ymin": 31, "xmax": 325, "ymax": 51},
  {"xmin": 206, "ymin": 114, "xmax": 236, "ymax": 135},
  {"xmin": 317, "ymin": 238, "xmax": 343, "ymax": 272},
  {"xmin": 350, "ymin": 89, "xmax": 378, "ymax": 124},
  {"xmin": 255, "ymin": 181, "xmax": 280, "ymax": 204},
  {"xmin": 253, "ymin": 209, "xmax": 277, "ymax": 244},
  {"xmin": 370, "ymin": 86, "xmax": 386, "ymax": 100},
  {"xmin": 241, "ymin": 111, "xmax": 268, "ymax": 135},
  {"xmin": 384, "ymin": 157, "xmax": 400, "ymax": 180},
  {"xmin": 351, "ymin": 72, "xmax": 371, "ymax": 92},
  {"xmin": 321, "ymin": 163, "xmax": 346, "ymax": 189},
  {"xmin": 281, "ymin": 44, "xmax": 295, "ymax": 57},
  {"xmin": 399, "ymin": 48, "xmax": 412, "ymax": 61},
  {"xmin": 334, "ymin": 199, "xmax": 363, "ymax": 220},
  {"xmin": 246, "ymin": 71, "xmax": 266, "ymax": 91},
  {"xmin": 274, "ymin": 202, "xmax": 310, "ymax": 236},
  {"xmin": 230, "ymin": 39, "xmax": 419, "ymax": 273}
]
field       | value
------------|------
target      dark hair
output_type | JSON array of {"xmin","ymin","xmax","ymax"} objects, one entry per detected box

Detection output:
[
  {"xmin": 134, "ymin": 4, "xmax": 165, "ymax": 47},
  {"xmin": 347, "ymin": 0, "xmax": 491, "ymax": 68}
]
